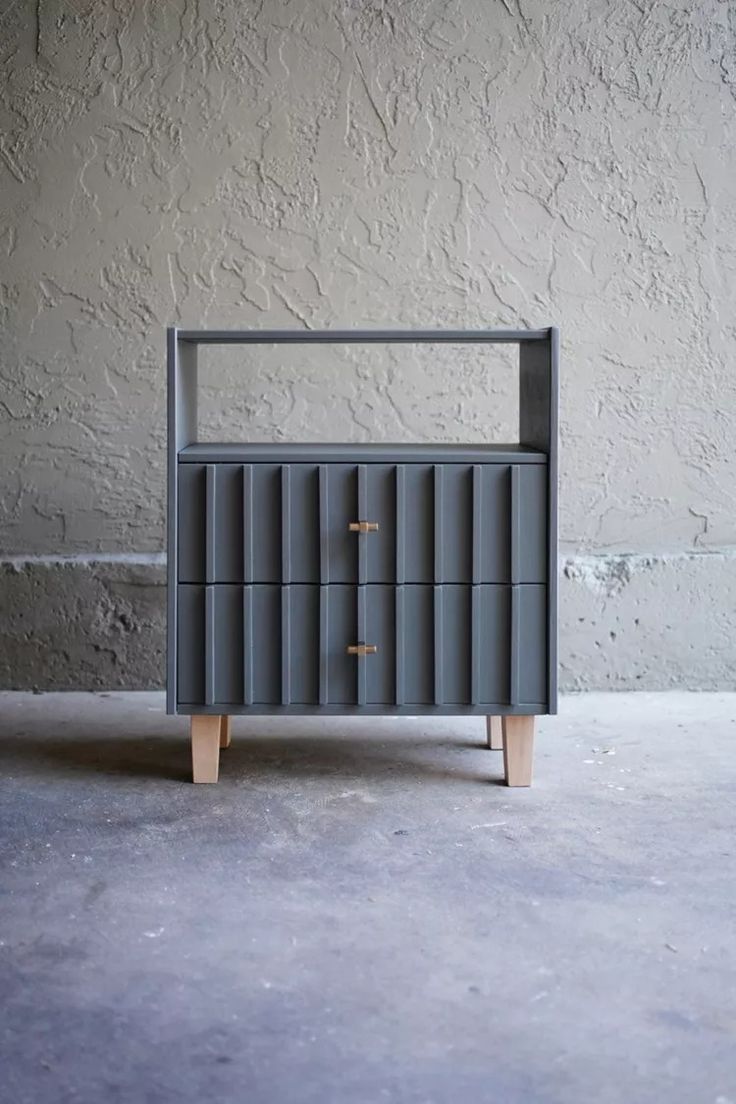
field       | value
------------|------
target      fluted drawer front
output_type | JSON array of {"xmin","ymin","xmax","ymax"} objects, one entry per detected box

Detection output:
[
  {"xmin": 176, "ymin": 584, "xmax": 547, "ymax": 710},
  {"xmin": 178, "ymin": 462, "xmax": 547, "ymax": 585}
]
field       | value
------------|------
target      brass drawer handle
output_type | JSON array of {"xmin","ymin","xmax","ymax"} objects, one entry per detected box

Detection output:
[
  {"xmin": 346, "ymin": 644, "xmax": 378, "ymax": 656},
  {"xmin": 348, "ymin": 521, "xmax": 379, "ymax": 533}
]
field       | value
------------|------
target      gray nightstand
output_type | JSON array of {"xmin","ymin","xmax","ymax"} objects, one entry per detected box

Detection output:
[{"xmin": 167, "ymin": 328, "xmax": 558, "ymax": 785}]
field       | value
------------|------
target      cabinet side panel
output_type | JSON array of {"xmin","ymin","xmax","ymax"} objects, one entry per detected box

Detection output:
[
  {"xmin": 520, "ymin": 331, "xmax": 558, "ymax": 712},
  {"xmin": 549, "ymin": 329, "xmax": 559, "ymax": 712},
  {"xmin": 177, "ymin": 585, "xmax": 205, "ymax": 704}
]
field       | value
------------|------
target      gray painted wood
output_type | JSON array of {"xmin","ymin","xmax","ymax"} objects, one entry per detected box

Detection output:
[
  {"xmin": 288, "ymin": 585, "xmax": 320, "ymax": 706},
  {"xmin": 433, "ymin": 583, "xmax": 444, "ymax": 705},
  {"xmin": 325, "ymin": 586, "xmax": 357, "ymax": 705},
  {"xmin": 365, "ymin": 464, "xmax": 395, "ymax": 584},
  {"xmin": 472, "ymin": 466, "xmax": 482, "ymax": 587},
  {"xmin": 318, "ymin": 465, "xmax": 329, "ymax": 586},
  {"xmin": 242, "ymin": 464, "xmax": 254, "ymax": 583},
  {"xmin": 167, "ymin": 329, "xmax": 197, "ymax": 713},
  {"xmin": 243, "ymin": 587, "xmax": 253, "ymax": 705},
  {"xmin": 167, "ymin": 326, "xmax": 558, "ymax": 717},
  {"xmin": 175, "ymin": 583, "xmax": 546, "ymax": 711},
  {"xmin": 433, "ymin": 466, "xmax": 444, "ymax": 585},
  {"xmin": 318, "ymin": 586, "xmax": 329, "ymax": 704},
  {"xmin": 357, "ymin": 465, "xmax": 368, "ymax": 587},
  {"xmin": 510, "ymin": 463, "xmax": 520, "ymax": 585},
  {"xmin": 366, "ymin": 586, "xmax": 396, "ymax": 704},
  {"xmin": 205, "ymin": 466, "xmax": 216, "ymax": 583},
  {"xmin": 402, "ymin": 464, "xmax": 434, "ymax": 584},
  {"xmin": 441, "ymin": 586, "xmax": 471, "ymax": 704},
  {"xmin": 176, "ymin": 328, "xmax": 549, "ymax": 345},
  {"xmin": 356, "ymin": 584, "xmax": 367, "ymax": 705},
  {"xmin": 251, "ymin": 586, "xmax": 281, "ymax": 704},
  {"xmin": 519, "ymin": 328, "xmax": 559, "ymax": 712},
  {"xmin": 281, "ymin": 467, "xmax": 291, "ymax": 586},
  {"xmin": 176, "ymin": 704, "xmax": 548, "ymax": 716},
  {"xmin": 177, "ymin": 462, "xmax": 546, "ymax": 586},
  {"xmin": 395, "ymin": 466, "xmax": 406, "ymax": 585},
  {"xmin": 509, "ymin": 584, "xmax": 520, "ymax": 705},
  {"xmin": 204, "ymin": 585, "xmax": 215, "ymax": 704},
  {"xmin": 325, "ymin": 464, "xmax": 358, "ymax": 582},
  {"xmin": 179, "ymin": 443, "xmax": 546, "ymax": 464},
  {"xmin": 395, "ymin": 585, "xmax": 405, "ymax": 706},
  {"xmin": 176, "ymin": 583, "xmax": 204, "ymax": 706},
  {"xmin": 281, "ymin": 583, "xmax": 291, "ymax": 705}
]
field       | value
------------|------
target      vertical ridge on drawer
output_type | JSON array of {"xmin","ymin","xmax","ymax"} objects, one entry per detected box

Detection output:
[
  {"xmin": 319, "ymin": 586, "xmax": 329, "ymax": 704},
  {"xmin": 357, "ymin": 585, "xmax": 367, "ymax": 706},
  {"xmin": 205, "ymin": 584, "xmax": 215, "ymax": 705},
  {"xmin": 470, "ymin": 585, "xmax": 481, "ymax": 705},
  {"xmin": 281, "ymin": 465, "xmax": 291, "ymax": 584},
  {"xmin": 243, "ymin": 586, "xmax": 253, "ymax": 705},
  {"xmin": 281, "ymin": 586, "xmax": 291, "ymax": 705},
  {"xmin": 472, "ymin": 464, "xmax": 482, "ymax": 586},
  {"xmin": 434, "ymin": 465, "xmax": 444, "ymax": 582},
  {"xmin": 395, "ymin": 465, "xmax": 406, "ymax": 584},
  {"xmin": 358, "ymin": 464, "xmax": 367, "ymax": 585},
  {"xmin": 510, "ymin": 465, "xmax": 520, "ymax": 585},
  {"xmin": 319, "ymin": 465, "xmax": 329, "ymax": 584},
  {"xmin": 509, "ymin": 585, "xmax": 520, "ymax": 705},
  {"xmin": 242, "ymin": 464, "xmax": 253, "ymax": 583},
  {"xmin": 434, "ymin": 584, "xmax": 443, "ymax": 704},
  {"xmin": 205, "ymin": 464, "xmax": 216, "ymax": 583},
  {"xmin": 395, "ymin": 584, "xmax": 405, "ymax": 705}
]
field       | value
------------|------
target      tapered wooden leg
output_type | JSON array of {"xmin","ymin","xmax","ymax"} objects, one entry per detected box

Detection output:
[
  {"xmin": 191, "ymin": 716, "xmax": 221, "ymax": 783},
  {"xmin": 219, "ymin": 715, "xmax": 231, "ymax": 749},
  {"xmin": 486, "ymin": 716, "xmax": 503, "ymax": 750},
  {"xmin": 502, "ymin": 716, "xmax": 535, "ymax": 787}
]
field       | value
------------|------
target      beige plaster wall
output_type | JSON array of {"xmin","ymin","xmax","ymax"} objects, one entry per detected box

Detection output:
[{"xmin": 1, "ymin": 0, "xmax": 734, "ymax": 687}]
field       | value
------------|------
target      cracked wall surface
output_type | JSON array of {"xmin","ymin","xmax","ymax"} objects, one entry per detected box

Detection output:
[{"xmin": 1, "ymin": 0, "xmax": 735, "ymax": 689}]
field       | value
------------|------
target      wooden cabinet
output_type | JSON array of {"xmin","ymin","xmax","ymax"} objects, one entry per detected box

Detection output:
[{"xmin": 167, "ymin": 328, "xmax": 558, "ymax": 784}]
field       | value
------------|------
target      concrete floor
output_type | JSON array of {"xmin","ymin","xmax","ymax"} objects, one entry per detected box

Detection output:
[{"xmin": 0, "ymin": 693, "xmax": 735, "ymax": 1104}]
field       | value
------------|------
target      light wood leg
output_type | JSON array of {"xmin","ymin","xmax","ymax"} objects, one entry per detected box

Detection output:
[
  {"xmin": 502, "ymin": 716, "xmax": 535, "ymax": 787},
  {"xmin": 191, "ymin": 716, "xmax": 221, "ymax": 783},
  {"xmin": 486, "ymin": 716, "xmax": 503, "ymax": 750},
  {"xmin": 219, "ymin": 715, "xmax": 231, "ymax": 749}
]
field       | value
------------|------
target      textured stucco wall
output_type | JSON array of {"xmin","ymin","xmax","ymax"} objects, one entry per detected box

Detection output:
[{"xmin": 1, "ymin": 0, "xmax": 735, "ymax": 689}]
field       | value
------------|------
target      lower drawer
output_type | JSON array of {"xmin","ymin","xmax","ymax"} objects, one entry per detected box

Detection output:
[{"xmin": 176, "ymin": 584, "xmax": 547, "ymax": 711}]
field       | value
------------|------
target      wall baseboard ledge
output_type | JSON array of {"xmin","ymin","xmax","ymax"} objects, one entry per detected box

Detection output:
[{"xmin": 1, "ymin": 552, "xmax": 734, "ymax": 691}]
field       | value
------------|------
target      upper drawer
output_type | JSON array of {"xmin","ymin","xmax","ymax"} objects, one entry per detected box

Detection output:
[{"xmin": 177, "ymin": 462, "xmax": 547, "ymax": 585}]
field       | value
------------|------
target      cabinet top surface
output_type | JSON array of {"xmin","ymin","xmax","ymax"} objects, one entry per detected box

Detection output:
[
  {"xmin": 173, "ymin": 327, "xmax": 553, "ymax": 344},
  {"xmin": 178, "ymin": 442, "xmax": 548, "ymax": 464}
]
